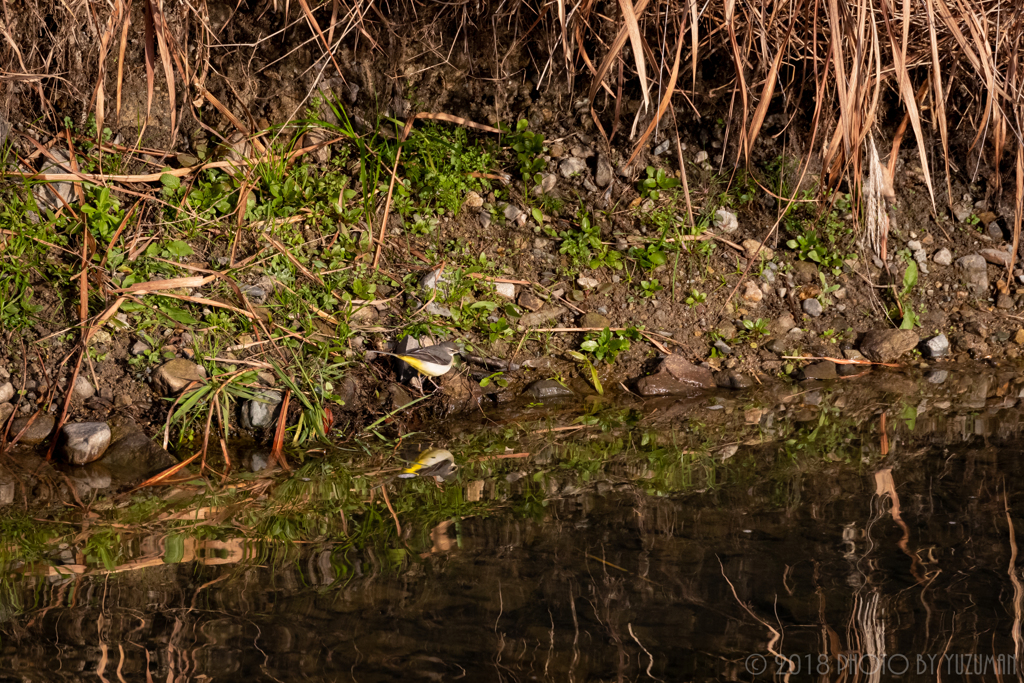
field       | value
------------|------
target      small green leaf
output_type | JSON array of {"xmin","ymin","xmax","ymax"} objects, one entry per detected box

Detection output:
[
  {"xmin": 531, "ymin": 207, "xmax": 543, "ymax": 224},
  {"xmin": 160, "ymin": 173, "xmax": 181, "ymax": 189},
  {"xmin": 902, "ymin": 259, "xmax": 918, "ymax": 290}
]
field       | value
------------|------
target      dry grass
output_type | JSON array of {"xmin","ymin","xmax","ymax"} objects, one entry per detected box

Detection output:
[{"xmin": 1, "ymin": 0, "xmax": 1023, "ymax": 236}]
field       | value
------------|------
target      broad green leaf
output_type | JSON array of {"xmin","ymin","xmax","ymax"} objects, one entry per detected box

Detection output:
[
  {"xmin": 163, "ymin": 534, "xmax": 185, "ymax": 563},
  {"xmin": 158, "ymin": 303, "xmax": 200, "ymax": 326},
  {"xmin": 902, "ymin": 260, "xmax": 918, "ymax": 291}
]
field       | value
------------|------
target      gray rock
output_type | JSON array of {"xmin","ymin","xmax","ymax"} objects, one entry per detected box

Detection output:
[
  {"xmin": 10, "ymin": 413, "xmax": 55, "ymax": 445},
  {"xmin": 419, "ymin": 267, "xmax": 445, "ymax": 291},
  {"xmin": 859, "ymin": 329, "xmax": 920, "ymax": 363},
  {"xmin": 130, "ymin": 340, "xmax": 152, "ymax": 356},
  {"xmin": 742, "ymin": 239, "xmax": 774, "ymax": 262},
  {"xmin": 715, "ymin": 370, "xmax": 752, "ymax": 389},
  {"xmin": 842, "ymin": 348, "xmax": 867, "ymax": 361},
  {"xmin": 907, "ymin": 240, "xmax": 922, "ymax": 251},
  {"xmin": 518, "ymin": 290, "xmax": 545, "ymax": 312},
  {"xmin": 802, "ymin": 298, "xmax": 823, "ymax": 317},
  {"xmin": 714, "ymin": 340, "xmax": 733, "ymax": 356},
  {"xmin": 525, "ymin": 379, "xmax": 574, "ymax": 400},
  {"xmin": 532, "ymin": 173, "xmax": 559, "ymax": 196},
  {"xmin": 577, "ymin": 276, "xmax": 599, "ymax": 290},
  {"xmin": 953, "ymin": 200, "xmax": 973, "ymax": 223},
  {"xmin": 920, "ymin": 333, "xmax": 949, "ymax": 358},
  {"xmin": 580, "ymin": 312, "xmax": 611, "ymax": 329},
  {"xmin": 998, "ymin": 292, "xmax": 1016, "ymax": 309},
  {"xmin": 65, "ymin": 464, "xmax": 113, "ymax": 497},
  {"xmin": 714, "ymin": 208, "xmax": 738, "ymax": 232},
  {"xmin": 595, "ymin": 155, "xmax": 614, "ymax": 187},
  {"xmin": 519, "ymin": 307, "xmax": 566, "ymax": 328},
  {"xmin": 792, "ymin": 261, "xmax": 819, "ymax": 283},
  {"xmin": 741, "ymin": 281, "xmax": 763, "ymax": 304},
  {"xmin": 913, "ymin": 249, "xmax": 930, "ymax": 274},
  {"xmin": 636, "ymin": 356, "xmax": 716, "ymax": 397},
  {"xmin": 336, "ymin": 376, "xmax": 360, "ymax": 410},
  {"xmin": 933, "ymin": 248, "xmax": 952, "ymax": 266},
  {"xmin": 837, "ymin": 362, "xmax": 867, "ymax": 377},
  {"xmin": 799, "ymin": 361, "xmax": 837, "ymax": 381},
  {"xmin": 503, "ymin": 204, "xmax": 522, "ymax": 222},
  {"xmin": 0, "ymin": 477, "xmax": 14, "ymax": 506},
  {"xmin": 771, "ymin": 314, "xmax": 797, "ymax": 337},
  {"xmin": 653, "ymin": 139, "xmax": 671, "ymax": 156},
  {"xmin": 33, "ymin": 149, "xmax": 75, "ymax": 210},
  {"xmin": 241, "ymin": 390, "xmax": 283, "ymax": 430},
  {"xmin": 0, "ymin": 403, "xmax": 13, "ymax": 425},
  {"xmin": 239, "ymin": 284, "xmax": 267, "ymax": 301},
  {"xmin": 152, "ymin": 359, "xmax": 207, "ymax": 395},
  {"xmin": 0, "ymin": 382, "xmax": 12, "ymax": 403},
  {"xmin": 766, "ymin": 338, "xmax": 789, "ymax": 356},
  {"xmin": 494, "ymin": 282, "xmax": 516, "ymax": 299},
  {"xmin": 478, "ymin": 211, "xmax": 491, "ymax": 229},
  {"xmin": 424, "ymin": 302, "xmax": 453, "ymax": 318},
  {"xmin": 72, "ymin": 376, "xmax": 95, "ymax": 401},
  {"xmin": 636, "ymin": 373, "xmax": 705, "ymax": 397},
  {"xmin": 60, "ymin": 422, "xmax": 111, "ymax": 465},
  {"xmin": 249, "ymin": 450, "xmax": 270, "ymax": 472},
  {"xmin": 926, "ymin": 369, "xmax": 949, "ymax": 384},
  {"xmin": 570, "ymin": 144, "xmax": 594, "ymax": 158},
  {"xmin": 956, "ymin": 254, "xmax": 990, "ymax": 296},
  {"xmin": 559, "ymin": 157, "xmax": 587, "ymax": 179},
  {"xmin": 100, "ymin": 432, "xmax": 178, "ymax": 485},
  {"xmin": 980, "ymin": 248, "xmax": 1012, "ymax": 267}
]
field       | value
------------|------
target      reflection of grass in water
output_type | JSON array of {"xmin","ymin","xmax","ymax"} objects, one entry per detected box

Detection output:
[
  {"xmin": 0, "ymin": 402, "xmax": 799, "ymax": 593},
  {"xmin": 778, "ymin": 399, "xmax": 864, "ymax": 464}
]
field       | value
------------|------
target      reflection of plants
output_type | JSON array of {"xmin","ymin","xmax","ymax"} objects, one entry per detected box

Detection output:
[
  {"xmin": 780, "ymin": 402, "xmax": 859, "ymax": 463},
  {"xmin": 84, "ymin": 528, "xmax": 122, "ymax": 571}
]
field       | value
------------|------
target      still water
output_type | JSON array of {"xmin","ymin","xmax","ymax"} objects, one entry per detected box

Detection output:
[{"xmin": 1, "ymin": 367, "xmax": 1023, "ymax": 681}]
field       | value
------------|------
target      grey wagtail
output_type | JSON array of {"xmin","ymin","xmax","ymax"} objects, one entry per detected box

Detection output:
[
  {"xmin": 398, "ymin": 448, "xmax": 458, "ymax": 482},
  {"xmin": 373, "ymin": 342, "xmax": 459, "ymax": 379}
]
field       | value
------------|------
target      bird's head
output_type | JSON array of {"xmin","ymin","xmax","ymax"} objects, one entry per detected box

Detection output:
[{"xmin": 437, "ymin": 341, "xmax": 461, "ymax": 359}]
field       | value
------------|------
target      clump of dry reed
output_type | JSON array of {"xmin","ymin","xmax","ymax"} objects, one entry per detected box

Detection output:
[{"xmin": 2, "ymin": 0, "xmax": 1022, "ymax": 242}]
